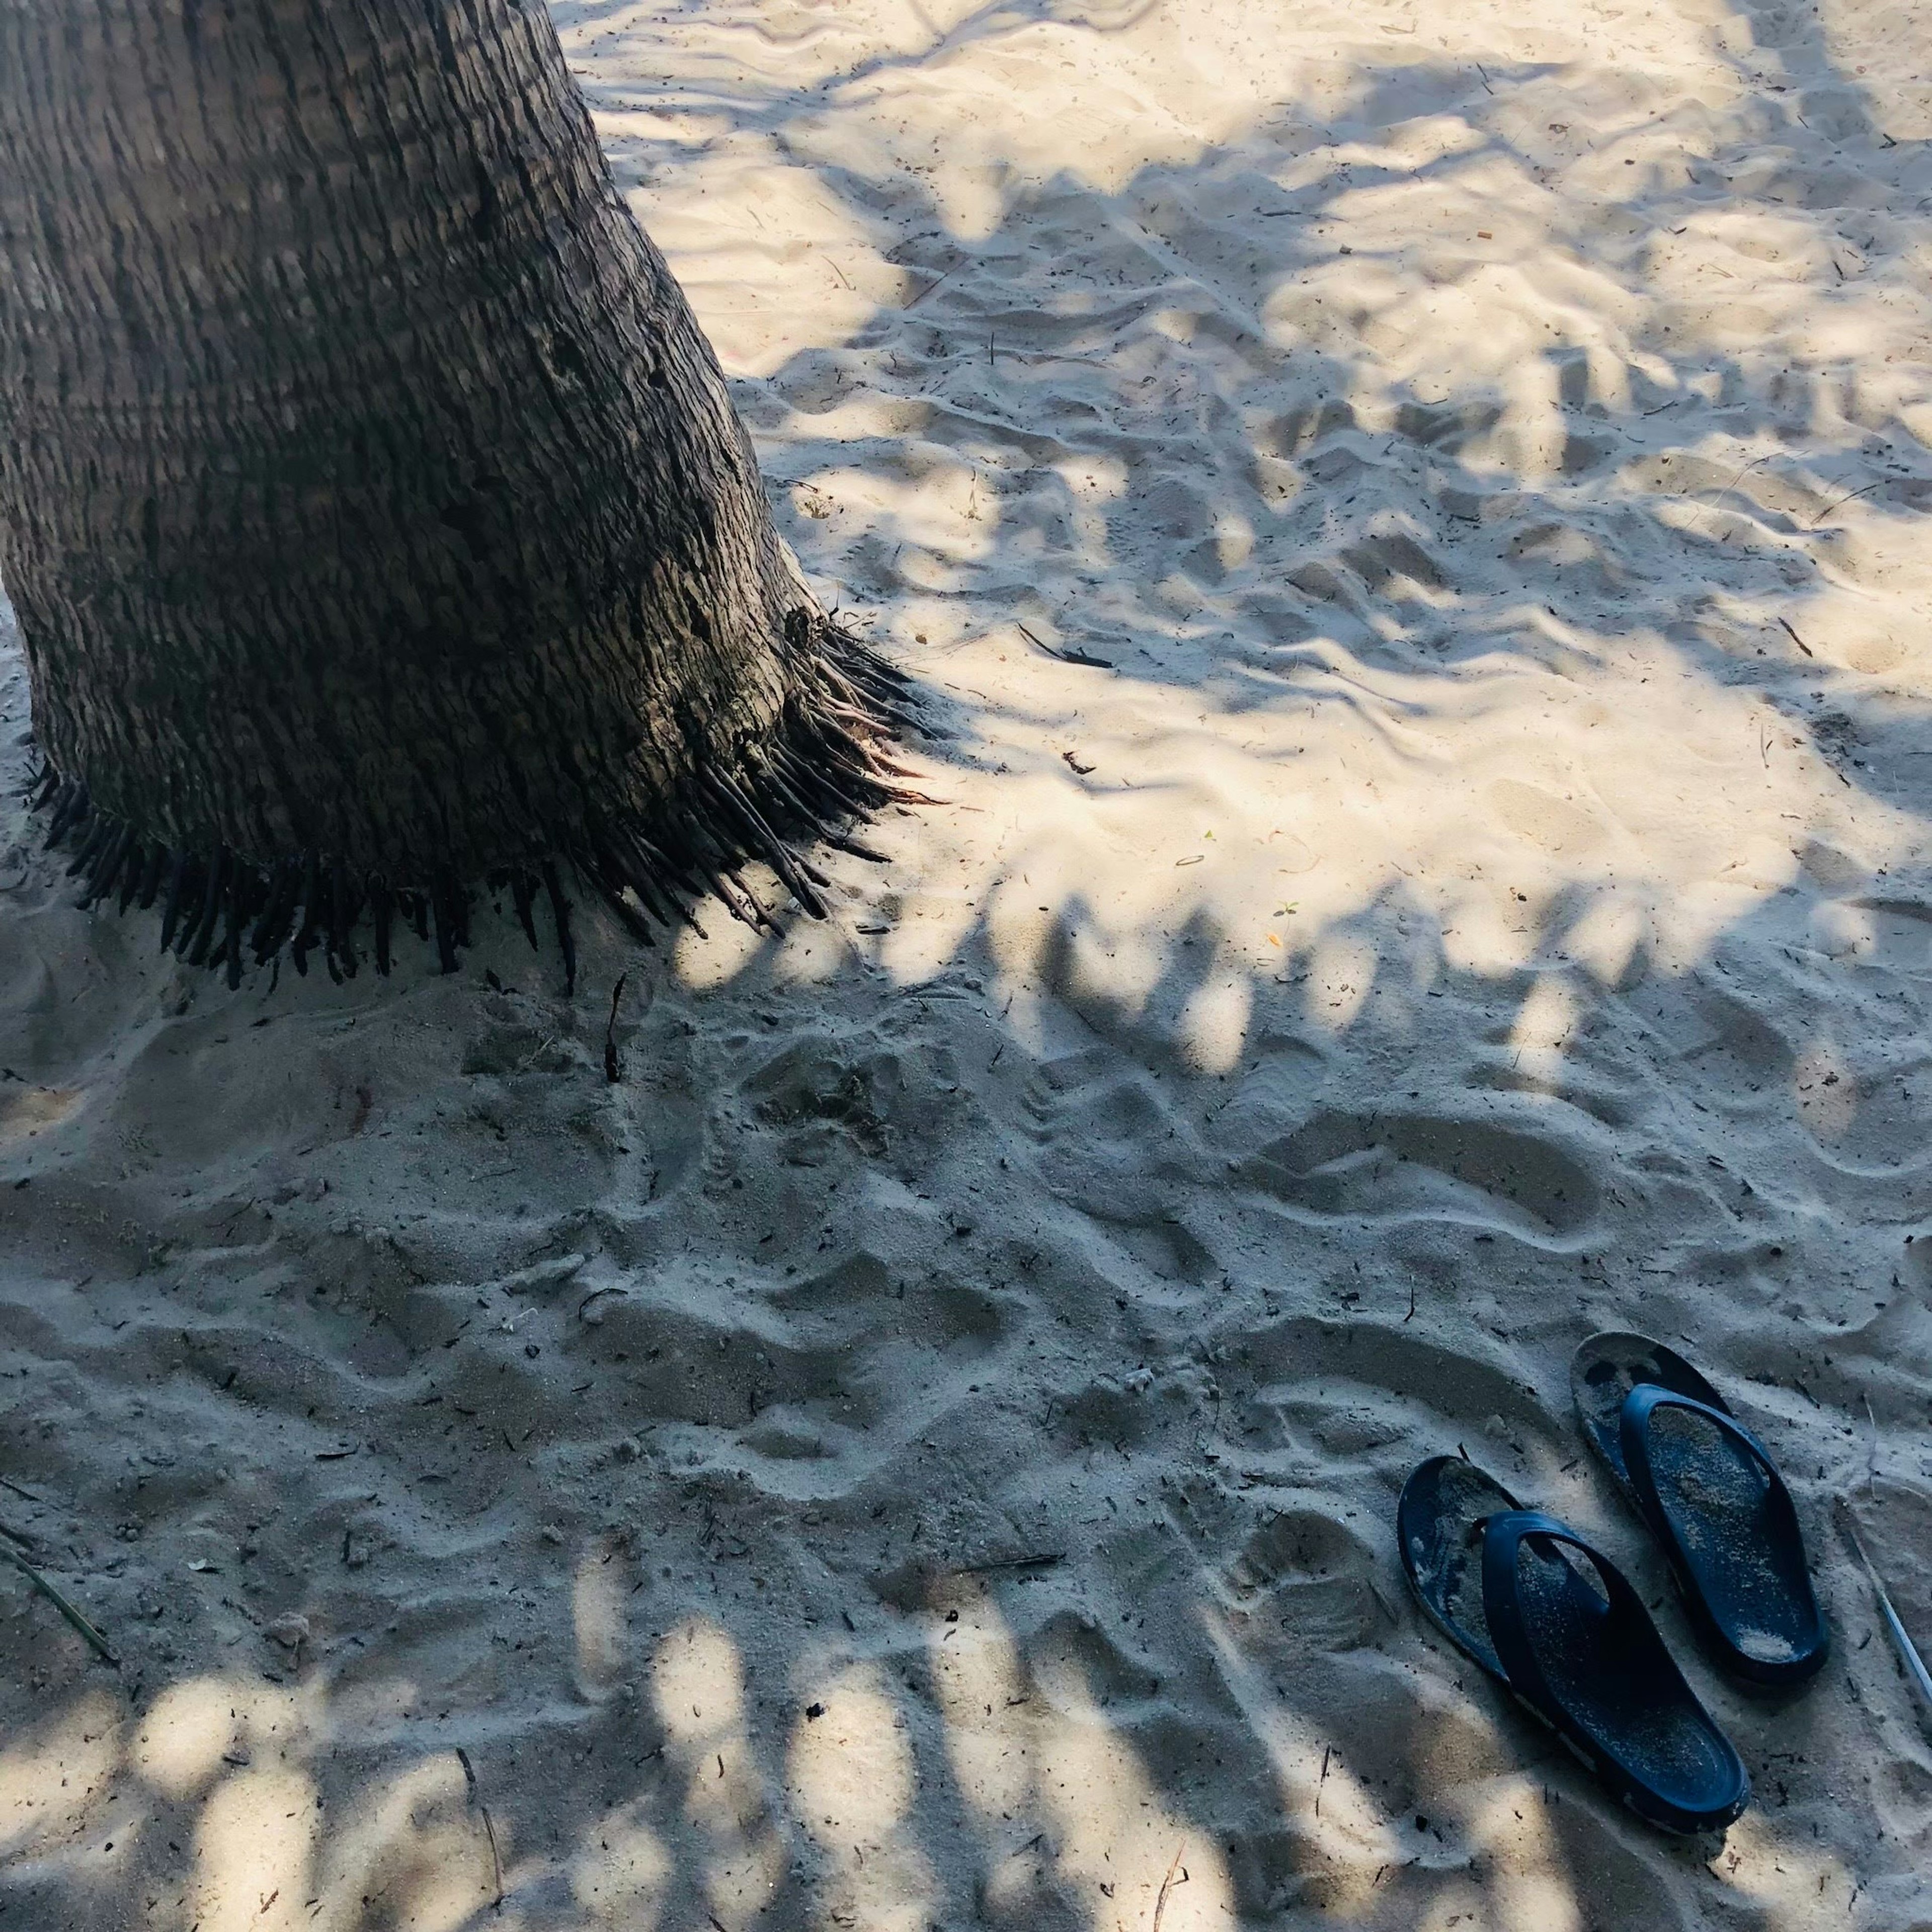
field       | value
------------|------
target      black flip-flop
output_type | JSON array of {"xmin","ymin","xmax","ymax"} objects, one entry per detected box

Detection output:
[
  {"xmin": 1571, "ymin": 1333, "xmax": 1827, "ymax": 1688},
  {"xmin": 1398, "ymin": 1455, "xmax": 1750, "ymax": 1835}
]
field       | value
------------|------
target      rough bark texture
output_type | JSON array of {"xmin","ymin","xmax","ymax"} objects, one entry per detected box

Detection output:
[{"xmin": 0, "ymin": 0, "xmax": 913, "ymax": 987}]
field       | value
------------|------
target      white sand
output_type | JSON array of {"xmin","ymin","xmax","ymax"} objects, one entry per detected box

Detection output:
[{"xmin": 5, "ymin": 0, "xmax": 1932, "ymax": 1925}]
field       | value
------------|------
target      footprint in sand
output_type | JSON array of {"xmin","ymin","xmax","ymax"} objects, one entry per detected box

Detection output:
[
  {"xmin": 1218, "ymin": 1508, "xmax": 1382, "ymax": 1655},
  {"xmin": 1236, "ymin": 1106, "xmax": 1600, "ymax": 1239},
  {"xmin": 1486, "ymin": 778, "xmax": 1609, "ymax": 859}
]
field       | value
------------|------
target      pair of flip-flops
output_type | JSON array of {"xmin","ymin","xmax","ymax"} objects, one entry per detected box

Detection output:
[{"xmin": 1398, "ymin": 1332, "xmax": 1828, "ymax": 1835}]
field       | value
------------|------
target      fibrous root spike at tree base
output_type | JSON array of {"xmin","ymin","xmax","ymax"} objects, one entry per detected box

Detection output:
[{"xmin": 24, "ymin": 619, "xmax": 919, "ymax": 997}]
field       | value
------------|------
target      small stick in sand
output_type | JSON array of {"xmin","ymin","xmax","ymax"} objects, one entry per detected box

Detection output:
[
  {"xmin": 1837, "ymin": 1507, "xmax": 1932, "ymax": 1713},
  {"xmin": 3, "ymin": 1544, "xmax": 119, "ymax": 1665},
  {"xmin": 456, "ymin": 1746, "xmax": 504, "ymax": 1909},
  {"xmin": 1017, "ymin": 621, "xmax": 1113, "ymax": 670},
  {"xmin": 577, "ymin": 1284, "xmax": 623, "ymax": 1322},
  {"xmin": 902, "ymin": 261, "xmax": 956, "ymax": 309},
  {"xmin": 603, "ymin": 972, "xmax": 628, "ymax": 1084},
  {"xmin": 954, "ymin": 1551, "xmax": 1064, "ymax": 1575},
  {"xmin": 1151, "ymin": 1844, "xmax": 1188, "ymax": 1932},
  {"xmin": 1808, "ymin": 480, "xmax": 1882, "ymax": 527}
]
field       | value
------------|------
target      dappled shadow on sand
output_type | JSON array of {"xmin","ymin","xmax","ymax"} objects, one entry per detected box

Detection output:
[{"xmin": 5, "ymin": 1, "xmax": 1932, "ymax": 1928}]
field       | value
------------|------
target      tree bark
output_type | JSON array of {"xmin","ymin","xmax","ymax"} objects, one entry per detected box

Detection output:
[{"xmin": 0, "ymin": 0, "xmax": 909, "ymax": 988}]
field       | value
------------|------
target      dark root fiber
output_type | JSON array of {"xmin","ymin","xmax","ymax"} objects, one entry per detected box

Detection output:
[{"xmin": 26, "ymin": 616, "xmax": 926, "ymax": 995}]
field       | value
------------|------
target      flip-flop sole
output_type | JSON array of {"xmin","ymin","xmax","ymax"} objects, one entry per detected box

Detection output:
[
  {"xmin": 1397, "ymin": 1454, "xmax": 1517, "ymax": 1682},
  {"xmin": 1572, "ymin": 1333, "xmax": 1827, "ymax": 1686}
]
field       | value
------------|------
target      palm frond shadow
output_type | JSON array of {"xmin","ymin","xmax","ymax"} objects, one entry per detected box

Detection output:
[{"xmin": 3, "ymin": 7, "xmax": 1929, "ymax": 1929}]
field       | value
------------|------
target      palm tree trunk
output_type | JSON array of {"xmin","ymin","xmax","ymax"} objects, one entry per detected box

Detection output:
[{"xmin": 0, "ymin": 0, "xmax": 909, "ymax": 989}]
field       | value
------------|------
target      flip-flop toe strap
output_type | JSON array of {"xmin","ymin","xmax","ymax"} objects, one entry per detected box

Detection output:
[
  {"xmin": 1619, "ymin": 1385, "xmax": 1782, "ymax": 1522},
  {"xmin": 1477, "ymin": 1508, "xmax": 1749, "ymax": 1832},
  {"xmin": 1478, "ymin": 1509, "xmax": 1642, "ymax": 1732}
]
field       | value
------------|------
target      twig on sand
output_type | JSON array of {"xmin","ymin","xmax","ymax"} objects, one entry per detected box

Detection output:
[
  {"xmin": 513, "ymin": 1034, "xmax": 557, "ymax": 1073},
  {"xmin": 1017, "ymin": 622, "xmax": 1113, "ymax": 671},
  {"xmin": 1777, "ymin": 616, "xmax": 1813, "ymax": 657},
  {"xmin": 577, "ymin": 1283, "xmax": 624, "ymax": 1322},
  {"xmin": 902, "ymin": 261, "xmax": 958, "ymax": 309},
  {"xmin": 1152, "ymin": 1844, "xmax": 1188, "ymax": 1932},
  {"xmin": 2, "ymin": 1544, "xmax": 118, "ymax": 1665},
  {"xmin": 1697, "ymin": 452, "xmax": 1773, "ymax": 529},
  {"xmin": 1808, "ymin": 480, "xmax": 1881, "ymax": 527},
  {"xmin": 1317, "ymin": 1743, "xmax": 1332, "ymax": 1816},
  {"xmin": 1837, "ymin": 1504, "xmax": 1932, "ymax": 1712},
  {"xmin": 954, "ymin": 1551, "xmax": 1065, "ymax": 1575},
  {"xmin": 604, "ymin": 973, "xmax": 628, "ymax": 1085},
  {"xmin": 0, "ymin": 1475, "xmax": 42, "ymax": 1503},
  {"xmin": 456, "ymin": 1746, "xmax": 505, "ymax": 1909}
]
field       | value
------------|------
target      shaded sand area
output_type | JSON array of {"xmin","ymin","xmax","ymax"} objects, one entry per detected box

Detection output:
[{"xmin": 5, "ymin": 0, "xmax": 1932, "ymax": 1925}]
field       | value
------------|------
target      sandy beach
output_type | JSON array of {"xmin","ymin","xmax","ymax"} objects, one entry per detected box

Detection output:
[{"xmin": 4, "ymin": 0, "xmax": 1932, "ymax": 1926}]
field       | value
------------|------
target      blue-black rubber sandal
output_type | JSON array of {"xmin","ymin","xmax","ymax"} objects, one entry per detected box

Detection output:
[
  {"xmin": 1397, "ymin": 1455, "xmax": 1750, "ymax": 1835},
  {"xmin": 1571, "ymin": 1332, "xmax": 1828, "ymax": 1687}
]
